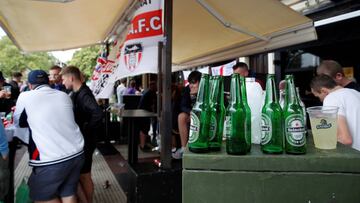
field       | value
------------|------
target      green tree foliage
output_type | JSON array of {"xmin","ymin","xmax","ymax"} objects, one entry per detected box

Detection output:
[
  {"xmin": 68, "ymin": 45, "xmax": 101, "ymax": 79},
  {"xmin": 0, "ymin": 36, "xmax": 56, "ymax": 77}
]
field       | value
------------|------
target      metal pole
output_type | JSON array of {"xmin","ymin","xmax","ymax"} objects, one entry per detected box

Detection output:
[
  {"xmin": 157, "ymin": 42, "xmax": 163, "ymax": 120},
  {"xmin": 160, "ymin": 0, "xmax": 173, "ymax": 169},
  {"xmin": 195, "ymin": 0, "xmax": 269, "ymax": 41}
]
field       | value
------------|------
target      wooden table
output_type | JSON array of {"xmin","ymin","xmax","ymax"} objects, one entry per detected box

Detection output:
[
  {"xmin": 183, "ymin": 137, "xmax": 360, "ymax": 203},
  {"xmin": 118, "ymin": 109, "xmax": 157, "ymax": 166}
]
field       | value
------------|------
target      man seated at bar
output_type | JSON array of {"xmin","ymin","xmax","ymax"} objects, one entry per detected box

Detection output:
[
  {"xmin": 172, "ymin": 71, "xmax": 201, "ymax": 159},
  {"xmin": 317, "ymin": 60, "xmax": 360, "ymax": 92},
  {"xmin": 310, "ymin": 75, "xmax": 360, "ymax": 150}
]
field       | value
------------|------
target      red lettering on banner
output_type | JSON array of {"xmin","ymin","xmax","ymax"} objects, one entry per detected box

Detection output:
[{"xmin": 126, "ymin": 10, "xmax": 163, "ymax": 40}]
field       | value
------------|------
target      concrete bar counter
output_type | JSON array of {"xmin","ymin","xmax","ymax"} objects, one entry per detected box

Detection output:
[{"xmin": 183, "ymin": 137, "xmax": 360, "ymax": 203}]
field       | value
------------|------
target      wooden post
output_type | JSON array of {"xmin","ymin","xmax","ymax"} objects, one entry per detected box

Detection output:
[{"xmin": 160, "ymin": 0, "xmax": 173, "ymax": 169}]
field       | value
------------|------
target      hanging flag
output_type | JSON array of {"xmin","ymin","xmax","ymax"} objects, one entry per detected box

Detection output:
[
  {"xmin": 113, "ymin": 0, "xmax": 163, "ymax": 79},
  {"xmin": 91, "ymin": 41, "xmax": 122, "ymax": 98},
  {"xmin": 90, "ymin": 48, "xmax": 107, "ymax": 89},
  {"xmin": 91, "ymin": 0, "xmax": 163, "ymax": 98},
  {"xmin": 211, "ymin": 60, "xmax": 236, "ymax": 76},
  {"xmin": 182, "ymin": 70, "xmax": 191, "ymax": 86}
]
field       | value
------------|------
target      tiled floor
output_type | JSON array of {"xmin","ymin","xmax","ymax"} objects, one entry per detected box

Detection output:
[
  {"xmin": 14, "ymin": 150, "xmax": 127, "ymax": 203},
  {"xmin": 12, "ymin": 142, "xmax": 164, "ymax": 203}
]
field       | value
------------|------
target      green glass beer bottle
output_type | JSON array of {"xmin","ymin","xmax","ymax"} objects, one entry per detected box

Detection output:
[
  {"xmin": 296, "ymin": 87, "xmax": 307, "ymax": 132},
  {"xmin": 240, "ymin": 76, "xmax": 252, "ymax": 152},
  {"xmin": 283, "ymin": 75, "xmax": 306, "ymax": 154},
  {"xmin": 261, "ymin": 74, "xmax": 283, "ymax": 154},
  {"xmin": 226, "ymin": 74, "xmax": 247, "ymax": 155},
  {"xmin": 209, "ymin": 76, "xmax": 225, "ymax": 151},
  {"xmin": 189, "ymin": 74, "xmax": 210, "ymax": 153}
]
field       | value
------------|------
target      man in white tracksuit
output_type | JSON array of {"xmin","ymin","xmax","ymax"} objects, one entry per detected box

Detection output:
[{"xmin": 14, "ymin": 70, "xmax": 85, "ymax": 203}]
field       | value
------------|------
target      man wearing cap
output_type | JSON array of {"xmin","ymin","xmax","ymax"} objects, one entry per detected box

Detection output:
[{"xmin": 14, "ymin": 70, "xmax": 85, "ymax": 203}]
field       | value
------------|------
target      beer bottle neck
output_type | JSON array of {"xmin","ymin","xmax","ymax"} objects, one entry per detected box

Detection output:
[
  {"xmin": 264, "ymin": 75, "xmax": 278, "ymax": 103},
  {"xmin": 240, "ymin": 76, "xmax": 248, "ymax": 105},
  {"xmin": 219, "ymin": 77, "xmax": 225, "ymax": 106},
  {"xmin": 230, "ymin": 74, "xmax": 241, "ymax": 104},
  {"xmin": 285, "ymin": 76, "xmax": 299, "ymax": 105},
  {"xmin": 210, "ymin": 77, "xmax": 220, "ymax": 103},
  {"xmin": 210, "ymin": 76, "xmax": 225, "ymax": 105},
  {"xmin": 196, "ymin": 75, "xmax": 210, "ymax": 105},
  {"xmin": 296, "ymin": 87, "xmax": 302, "ymax": 103}
]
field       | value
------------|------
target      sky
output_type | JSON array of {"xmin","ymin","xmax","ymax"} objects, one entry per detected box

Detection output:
[{"xmin": 0, "ymin": 27, "xmax": 76, "ymax": 63}]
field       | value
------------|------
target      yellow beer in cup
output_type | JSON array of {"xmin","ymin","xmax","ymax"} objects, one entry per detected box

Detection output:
[{"xmin": 307, "ymin": 106, "xmax": 339, "ymax": 149}]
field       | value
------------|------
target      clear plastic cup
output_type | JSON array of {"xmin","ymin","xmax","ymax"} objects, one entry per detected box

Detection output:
[
  {"xmin": 307, "ymin": 106, "xmax": 339, "ymax": 149},
  {"xmin": 3, "ymin": 86, "xmax": 11, "ymax": 93},
  {"xmin": 3, "ymin": 86, "xmax": 11, "ymax": 98}
]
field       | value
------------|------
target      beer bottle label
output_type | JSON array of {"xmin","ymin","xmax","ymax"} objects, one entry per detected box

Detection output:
[
  {"xmin": 261, "ymin": 114, "xmax": 272, "ymax": 145},
  {"xmin": 285, "ymin": 114, "xmax": 306, "ymax": 147},
  {"xmin": 209, "ymin": 115, "xmax": 217, "ymax": 140},
  {"xmin": 224, "ymin": 116, "xmax": 231, "ymax": 138},
  {"xmin": 189, "ymin": 112, "xmax": 200, "ymax": 143}
]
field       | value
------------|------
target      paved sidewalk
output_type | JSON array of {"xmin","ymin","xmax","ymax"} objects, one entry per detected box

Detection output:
[{"xmin": 14, "ymin": 150, "xmax": 127, "ymax": 203}]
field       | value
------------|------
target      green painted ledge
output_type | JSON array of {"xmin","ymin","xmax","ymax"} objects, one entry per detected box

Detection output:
[{"xmin": 183, "ymin": 137, "xmax": 360, "ymax": 173}]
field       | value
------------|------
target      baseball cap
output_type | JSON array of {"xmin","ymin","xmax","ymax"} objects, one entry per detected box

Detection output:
[
  {"xmin": 0, "ymin": 71, "xmax": 5, "ymax": 81},
  {"xmin": 28, "ymin": 70, "xmax": 49, "ymax": 85}
]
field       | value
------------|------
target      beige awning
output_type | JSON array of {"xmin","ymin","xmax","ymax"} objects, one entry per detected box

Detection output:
[
  {"xmin": 172, "ymin": 0, "xmax": 317, "ymax": 70},
  {"xmin": 0, "ymin": 0, "xmax": 137, "ymax": 52},
  {"xmin": 0, "ymin": 0, "xmax": 317, "ymax": 69}
]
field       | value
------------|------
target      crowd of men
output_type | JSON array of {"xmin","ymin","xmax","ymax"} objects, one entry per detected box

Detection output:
[
  {"xmin": 311, "ymin": 60, "xmax": 360, "ymax": 151},
  {"xmin": 0, "ymin": 59, "xmax": 360, "ymax": 202},
  {"xmin": 0, "ymin": 66, "xmax": 103, "ymax": 203}
]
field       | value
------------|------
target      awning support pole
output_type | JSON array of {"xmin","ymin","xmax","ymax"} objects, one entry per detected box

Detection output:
[
  {"xmin": 160, "ymin": 0, "xmax": 173, "ymax": 169},
  {"xmin": 195, "ymin": 0, "xmax": 270, "ymax": 41}
]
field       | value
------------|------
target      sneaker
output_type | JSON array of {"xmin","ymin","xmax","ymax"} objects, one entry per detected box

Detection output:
[
  {"xmin": 151, "ymin": 137, "xmax": 158, "ymax": 147},
  {"xmin": 172, "ymin": 148, "xmax": 184, "ymax": 159}
]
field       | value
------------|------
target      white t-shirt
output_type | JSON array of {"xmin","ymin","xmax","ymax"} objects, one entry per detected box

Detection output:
[
  {"xmin": 323, "ymin": 88, "xmax": 360, "ymax": 151},
  {"xmin": 116, "ymin": 84, "xmax": 126, "ymax": 104},
  {"xmin": 14, "ymin": 85, "xmax": 84, "ymax": 166}
]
